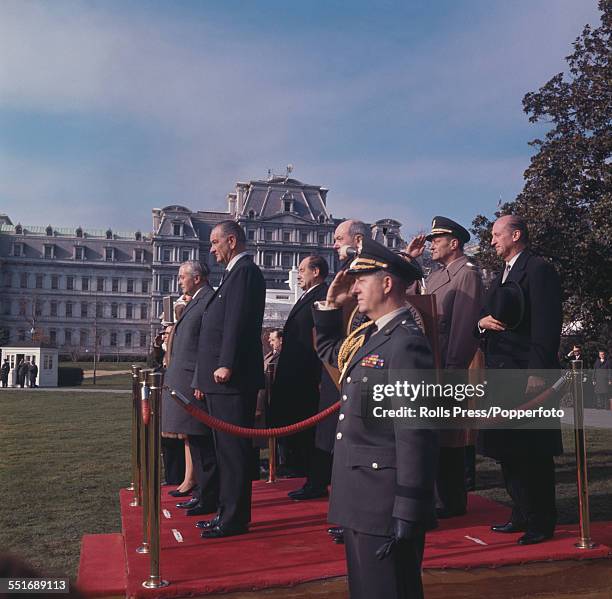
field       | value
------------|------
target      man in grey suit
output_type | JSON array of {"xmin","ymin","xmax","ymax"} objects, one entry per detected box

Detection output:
[{"xmin": 163, "ymin": 261, "xmax": 219, "ymax": 516}]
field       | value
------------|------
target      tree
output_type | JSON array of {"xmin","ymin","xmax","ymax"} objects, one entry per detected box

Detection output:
[{"xmin": 472, "ymin": 0, "xmax": 612, "ymax": 345}]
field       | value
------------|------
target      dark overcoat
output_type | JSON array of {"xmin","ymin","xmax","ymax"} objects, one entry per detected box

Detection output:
[
  {"xmin": 479, "ymin": 249, "xmax": 563, "ymax": 458},
  {"xmin": 162, "ymin": 282, "xmax": 215, "ymax": 435},
  {"xmin": 314, "ymin": 307, "xmax": 439, "ymax": 536},
  {"xmin": 593, "ymin": 359, "xmax": 611, "ymax": 394}
]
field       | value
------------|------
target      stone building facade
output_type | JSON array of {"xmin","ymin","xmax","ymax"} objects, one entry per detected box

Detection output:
[{"xmin": 0, "ymin": 174, "xmax": 404, "ymax": 357}]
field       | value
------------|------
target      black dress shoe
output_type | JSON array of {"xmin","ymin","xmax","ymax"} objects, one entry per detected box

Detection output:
[
  {"xmin": 186, "ymin": 502, "xmax": 218, "ymax": 517},
  {"xmin": 518, "ymin": 531, "xmax": 553, "ymax": 545},
  {"xmin": 201, "ymin": 524, "xmax": 248, "ymax": 539},
  {"xmin": 491, "ymin": 521, "xmax": 527, "ymax": 533},
  {"xmin": 169, "ymin": 486, "xmax": 195, "ymax": 498},
  {"xmin": 196, "ymin": 515, "xmax": 221, "ymax": 529},
  {"xmin": 327, "ymin": 527, "xmax": 343, "ymax": 536},
  {"xmin": 176, "ymin": 497, "xmax": 200, "ymax": 509},
  {"xmin": 436, "ymin": 508, "xmax": 467, "ymax": 519},
  {"xmin": 288, "ymin": 487, "xmax": 328, "ymax": 501}
]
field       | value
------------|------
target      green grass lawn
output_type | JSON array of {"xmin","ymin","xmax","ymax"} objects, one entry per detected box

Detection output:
[
  {"xmin": 1, "ymin": 389, "xmax": 610, "ymax": 582},
  {"xmin": 80, "ymin": 372, "xmax": 133, "ymax": 389},
  {"xmin": 61, "ymin": 361, "xmax": 145, "ymax": 372}
]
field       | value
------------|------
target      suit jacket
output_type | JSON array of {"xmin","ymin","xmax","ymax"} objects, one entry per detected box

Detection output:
[
  {"xmin": 270, "ymin": 283, "xmax": 329, "ymax": 426},
  {"xmin": 593, "ymin": 359, "xmax": 611, "ymax": 394},
  {"xmin": 194, "ymin": 255, "xmax": 266, "ymax": 395},
  {"xmin": 479, "ymin": 249, "xmax": 563, "ymax": 457},
  {"xmin": 314, "ymin": 307, "xmax": 438, "ymax": 536},
  {"xmin": 162, "ymin": 283, "xmax": 214, "ymax": 435}
]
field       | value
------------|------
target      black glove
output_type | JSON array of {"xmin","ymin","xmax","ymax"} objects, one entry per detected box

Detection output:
[{"xmin": 375, "ymin": 518, "xmax": 420, "ymax": 560}]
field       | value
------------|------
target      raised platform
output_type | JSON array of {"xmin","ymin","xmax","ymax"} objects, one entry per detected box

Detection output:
[{"xmin": 77, "ymin": 479, "xmax": 612, "ymax": 598}]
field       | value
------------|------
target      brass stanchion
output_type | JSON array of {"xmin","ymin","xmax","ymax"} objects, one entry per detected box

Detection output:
[
  {"xmin": 571, "ymin": 360, "xmax": 597, "ymax": 549},
  {"xmin": 136, "ymin": 369, "xmax": 152, "ymax": 554},
  {"xmin": 267, "ymin": 437, "xmax": 277, "ymax": 484},
  {"xmin": 129, "ymin": 365, "xmax": 141, "ymax": 505},
  {"xmin": 142, "ymin": 371, "xmax": 169, "ymax": 589}
]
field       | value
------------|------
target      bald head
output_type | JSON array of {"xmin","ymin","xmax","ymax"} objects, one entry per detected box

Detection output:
[
  {"xmin": 491, "ymin": 215, "xmax": 529, "ymax": 261},
  {"xmin": 333, "ymin": 219, "xmax": 369, "ymax": 259}
]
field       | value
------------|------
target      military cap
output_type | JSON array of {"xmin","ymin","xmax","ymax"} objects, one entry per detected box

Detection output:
[
  {"xmin": 426, "ymin": 216, "xmax": 470, "ymax": 244},
  {"xmin": 347, "ymin": 237, "xmax": 423, "ymax": 283}
]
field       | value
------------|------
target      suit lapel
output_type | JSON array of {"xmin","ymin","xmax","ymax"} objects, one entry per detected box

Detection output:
[
  {"xmin": 505, "ymin": 250, "xmax": 530, "ymax": 284},
  {"xmin": 287, "ymin": 284, "xmax": 327, "ymax": 322},
  {"xmin": 426, "ymin": 267, "xmax": 450, "ymax": 294},
  {"xmin": 174, "ymin": 285, "xmax": 209, "ymax": 327},
  {"xmin": 206, "ymin": 254, "xmax": 251, "ymax": 307}
]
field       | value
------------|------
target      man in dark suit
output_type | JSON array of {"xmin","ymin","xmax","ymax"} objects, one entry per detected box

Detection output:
[
  {"xmin": 314, "ymin": 238, "xmax": 438, "ymax": 599},
  {"xmin": 270, "ymin": 255, "xmax": 336, "ymax": 500},
  {"xmin": 478, "ymin": 215, "xmax": 562, "ymax": 545},
  {"xmin": 28, "ymin": 359, "xmax": 39, "ymax": 388},
  {"xmin": 163, "ymin": 261, "xmax": 219, "ymax": 516},
  {"xmin": 593, "ymin": 349, "xmax": 611, "ymax": 409},
  {"xmin": 406, "ymin": 217, "xmax": 484, "ymax": 517},
  {"xmin": 193, "ymin": 220, "xmax": 266, "ymax": 538},
  {"xmin": 1, "ymin": 358, "xmax": 10, "ymax": 388}
]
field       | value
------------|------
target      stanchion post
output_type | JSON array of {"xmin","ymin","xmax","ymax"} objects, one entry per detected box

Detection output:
[
  {"xmin": 267, "ymin": 436, "xmax": 277, "ymax": 484},
  {"xmin": 571, "ymin": 360, "xmax": 597, "ymax": 549},
  {"xmin": 142, "ymin": 371, "xmax": 169, "ymax": 589},
  {"xmin": 129, "ymin": 365, "xmax": 141, "ymax": 505},
  {"xmin": 136, "ymin": 368, "xmax": 152, "ymax": 554}
]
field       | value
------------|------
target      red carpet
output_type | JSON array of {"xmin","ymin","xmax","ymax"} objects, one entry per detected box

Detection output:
[{"xmin": 77, "ymin": 480, "xmax": 612, "ymax": 598}]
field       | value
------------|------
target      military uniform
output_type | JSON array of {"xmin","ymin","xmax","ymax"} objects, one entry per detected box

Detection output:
[{"xmin": 314, "ymin": 239, "xmax": 438, "ymax": 599}]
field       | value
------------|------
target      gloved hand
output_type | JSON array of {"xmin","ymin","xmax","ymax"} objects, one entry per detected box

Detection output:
[{"xmin": 375, "ymin": 518, "xmax": 420, "ymax": 560}]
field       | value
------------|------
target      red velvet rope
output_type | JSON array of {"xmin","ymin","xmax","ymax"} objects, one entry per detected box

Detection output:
[{"xmin": 168, "ymin": 390, "xmax": 340, "ymax": 438}]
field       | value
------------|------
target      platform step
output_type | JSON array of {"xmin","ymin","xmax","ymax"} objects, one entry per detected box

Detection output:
[{"xmin": 77, "ymin": 533, "xmax": 127, "ymax": 598}]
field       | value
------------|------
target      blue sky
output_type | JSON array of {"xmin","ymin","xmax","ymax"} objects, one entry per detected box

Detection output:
[{"xmin": 0, "ymin": 0, "xmax": 602, "ymax": 237}]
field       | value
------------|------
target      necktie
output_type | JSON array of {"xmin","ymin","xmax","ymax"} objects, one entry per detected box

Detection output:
[
  {"xmin": 219, "ymin": 269, "xmax": 228, "ymax": 285},
  {"xmin": 502, "ymin": 263, "xmax": 511, "ymax": 283}
]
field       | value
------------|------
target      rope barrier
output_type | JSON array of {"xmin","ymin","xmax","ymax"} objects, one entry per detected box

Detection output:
[{"xmin": 166, "ymin": 386, "xmax": 340, "ymax": 438}]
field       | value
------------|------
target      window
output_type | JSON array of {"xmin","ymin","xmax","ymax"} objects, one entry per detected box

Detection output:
[
  {"xmin": 161, "ymin": 276, "xmax": 172, "ymax": 293},
  {"xmin": 34, "ymin": 300, "xmax": 42, "ymax": 317},
  {"xmin": 20, "ymin": 273, "xmax": 27, "ymax": 288},
  {"xmin": 82, "ymin": 277, "xmax": 89, "ymax": 291},
  {"xmin": 181, "ymin": 248, "xmax": 191, "ymax": 262},
  {"xmin": 300, "ymin": 232, "xmax": 308, "ymax": 243},
  {"xmin": 51, "ymin": 275, "xmax": 59, "ymax": 290},
  {"xmin": 46, "ymin": 226, "xmax": 53, "ymax": 236},
  {"xmin": 111, "ymin": 303, "xmax": 118, "ymax": 318},
  {"xmin": 265, "ymin": 230, "xmax": 273, "ymax": 241},
  {"xmin": 263, "ymin": 252, "xmax": 274, "ymax": 267},
  {"xmin": 281, "ymin": 253, "xmax": 292, "ymax": 268},
  {"xmin": 96, "ymin": 302, "xmax": 103, "ymax": 318},
  {"xmin": 50, "ymin": 301, "xmax": 57, "ymax": 317},
  {"xmin": 135, "ymin": 231, "xmax": 142, "ymax": 241},
  {"xmin": 81, "ymin": 302, "xmax": 88, "ymax": 318},
  {"xmin": 4, "ymin": 272, "xmax": 11, "ymax": 287},
  {"xmin": 18, "ymin": 329, "xmax": 26, "ymax": 342},
  {"xmin": 66, "ymin": 302, "xmax": 73, "ymax": 317},
  {"xmin": 134, "ymin": 249, "xmax": 144, "ymax": 262},
  {"xmin": 76, "ymin": 227, "xmax": 83, "ymax": 238},
  {"xmin": 112, "ymin": 278, "xmax": 119, "ymax": 292},
  {"xmin": 19, "ymin": 301, "xmax": 26, "ymax": 316},
  {"xmin": 66, "ymin": 276, "xmax": 74, "ymax": 290},
  {"xmin": 12, "ymin": 243, "xmax": 23, "ymax": 257},
  {"xmin": 80, "ymin": 330, "xmax": 88, "ymax": 346},
  {"xmin": 44, "ymin": 245, "xmax": 54, "ymax": 259},
  {"xmin": 127, "ymin": 279, "xmax": 134, "ymax": 293},
  {"xmin": 126, "ymin": 304, "xmax": 133, "ymax": 319},
  {"xmin": 74, "ymin": 246, "xmax": 84, "ymax": 260},
  {"xmin": 318, "ymin": 233, "xmax": 326, "ymax": 245},
  {"xmin": 44, "ymin": 354, "xmax": 53, "ymax": 369},
  {"xmin": 162, "ymin": 248, "xmax": 172, "ymax": 263},
  {"xmin": 140, "ymin": 332, "xmax": 147, "ymax": 347},
  {"xmin": 36, "ymin": 274, "xmax": 43, "ymax": 289},
  {"xmin": 248, "ymin": 210, "xmax": 255, "ymax": 218},
  {"xmin": 49, "ymin": 330, "xmax": 57, "ymax": 344},
  {"xmin": 318, "ymin": 214, "xmax": 326, "ymax": 223},
  {"xmin": 284, "ymin": 200, "xmax": 292, "ymax": 212},
  {"xmin": 106, "ymin": 229, "xmax": 113, "ymax": 240},
  {"xmin": 125, "ymin": 332, "xmax": 132, "ymax": 347},
  {"xmin": 173, "ymin": 223, "xmax": 183, "ymax": 236},
  {"xmin": 105, "ymin": 247, "xmax": 114, "ymax": 262},
  {"xmin": 141, "ymin": 303, "xmax": 148, "ymax": 320},
  {"xmin": 96, "ymin": 277, "xmax": 104, "ymax": 292},
  {"xmin": 142, "ymin": 279, "xmax": 150, "ymax": 294},
  {"xmin": 65, "ymin": 330, "xmax": 72, "ymax": 344},
  {"xmin": 283, "ymin": 231, "xmax": 291, "ymax": 242},
  {"xmin": 110, "ymin": 332, "xmax": 117, "ymax": 347},
  {"xmin": 247, "ymin": 230, "xmax": 255, "ymax": 240}
]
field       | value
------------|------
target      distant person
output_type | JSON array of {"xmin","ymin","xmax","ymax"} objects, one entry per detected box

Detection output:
[
  {"xmin": 593, "ymin": 350, "xmax": 611, "ymax": 410},
  {"xmin": 17, "ymin": 359, "xmax": 28, "ymax": 388},
  {"xmin": 1, "ymin": 358, "xmax": 9, "ymax": 388},
  {"xmin": 28, "ymin": 359, "xmax": 38, "ymax": 388}
]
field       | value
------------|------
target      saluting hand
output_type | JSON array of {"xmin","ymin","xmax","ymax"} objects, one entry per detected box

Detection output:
[
  {"xmin": 405, "ymin": 234, "xmax": 427, "ymax": 259},
  {"xmin": 214, "ymin": 367, "xmax": 232, "ymax": 384},
  {"xmin": 478, "ymin": 315, "xmax": 506, "ymax": 332},
  {"xmin": 325, "ymin": 270, "xmax": 355, "ymax": 309}
]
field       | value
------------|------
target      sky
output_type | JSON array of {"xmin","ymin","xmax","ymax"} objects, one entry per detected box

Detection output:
[{"xmin": 0, "ymin": 0, "xmax": 603, "ymax": 238}]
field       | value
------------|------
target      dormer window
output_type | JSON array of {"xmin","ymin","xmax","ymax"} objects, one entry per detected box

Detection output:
[
  {"xmin": 106, "ymin": 229, "xmax": 113, "ymax": 240},
  {"xmin": 248, "ymin": 210, "xmax": 256, "ymax": 219},
  {"xmin": 318, "ymin": 214, "xmax": 325, "ymax": 223},
  {"xmin": 283, "ymin": 200, "xmax": 292, "ymax": 212},
  {"xmin": 12, "ymin": 243, "xmax": 24, "ymax": 257},
  {"xmin": 15, "ymin": 224, "xmax": 22, "ymax": 234},
  {"xmin": 76, "ymin": 227, "xmax": 83, "ymax": 238},
  {"xmin": 43, "ymin": 244, "xmax": 55, "ymax": 259},
  {"xmin": 134, "ymin": 249, "xmax": 144, "ymax": 263},
  {"xmin": 172, "ymin": 223, "xmax": 183, "ymax": 237},
  {"xmin": 46, "ymin": 225, "xmax": 53, "ymax": 236},
  {"xmin": 74, "ymin": 246, "xmax": 85, "ymax": 260},
  {"xmin": 105, "ymin": 247, "xmax": 115, "ymax": 262},
  {"xmin": 135, "ymin": 231, "xmax": 142, "ymax": 241}
]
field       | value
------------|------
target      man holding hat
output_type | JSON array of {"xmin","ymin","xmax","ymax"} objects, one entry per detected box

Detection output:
[
  {"xmin": 406, "ymin": 216, "xmax": 483, "ymax": 518},
  {"xmin": 314, "ymin": 237, "xmax": 438, "ymax": 599},
  {"xmin": 477, "ymin": 215, "xmax": 562, "ymax": 545}
]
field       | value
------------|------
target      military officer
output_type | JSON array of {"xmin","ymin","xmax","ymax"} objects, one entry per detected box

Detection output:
[
  {"xmin": 314, "ymin": 238, "xmax": 438, "ymax": 599},
  {"xmin": 406, "ymin": 216, "xmax": 483, "ymax": 517}
]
